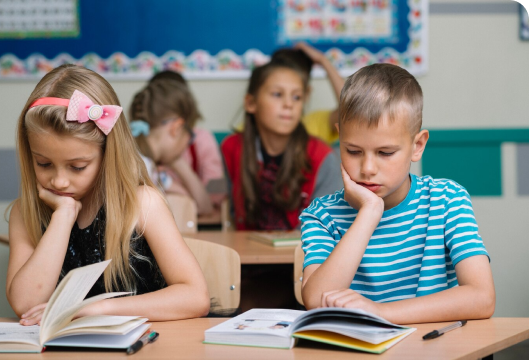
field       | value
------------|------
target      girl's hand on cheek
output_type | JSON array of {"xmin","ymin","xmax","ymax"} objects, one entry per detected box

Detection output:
[
  {"xmin": 341, "ymin": 165, "xmax": 383, "ymax": 215},
  {"xmin": 37, "ymin": 183, "xmax": 82, "ymax": 221},
  {"xmin": 20, "ymin": 303, "xmax": 47, "ymax": 326}
]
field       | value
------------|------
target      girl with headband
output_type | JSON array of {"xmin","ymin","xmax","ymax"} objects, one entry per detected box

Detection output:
[{"xmin": 7, "ymin": 64, "xmax": 210, "ymax": 325}]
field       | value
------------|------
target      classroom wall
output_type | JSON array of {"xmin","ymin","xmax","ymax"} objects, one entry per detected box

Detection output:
[{"xmin": 1, "ymin": 1, "xmax": 528, "ymax": 317}]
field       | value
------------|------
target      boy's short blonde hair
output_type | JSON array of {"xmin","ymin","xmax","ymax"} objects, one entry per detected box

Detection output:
[{"xmin": 339, "ymin": 63, "xmax": 423, "ymax": 135}]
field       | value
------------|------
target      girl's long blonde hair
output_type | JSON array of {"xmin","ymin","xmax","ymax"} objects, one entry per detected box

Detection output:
[{"xmin": 16, "ymin": 64, "xmax": 155, "ymax": 293}]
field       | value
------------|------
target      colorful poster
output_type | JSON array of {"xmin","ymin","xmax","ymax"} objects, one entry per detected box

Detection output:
[
  {"xmin": 278, "ymin": 0, "xmax": 398, "ymax": 44},
  {"xmin": 0, "ymin": 0, "xmax": 427, "ymax": 79},
  {"xmin": 0, "ymin": 0, "xmax": 79, "ymax": 39}
]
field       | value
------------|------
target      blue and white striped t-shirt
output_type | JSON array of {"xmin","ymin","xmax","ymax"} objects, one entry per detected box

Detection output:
[{"xmin": 300, "ymin": 174, "xmax": 489, "ymax": 303}]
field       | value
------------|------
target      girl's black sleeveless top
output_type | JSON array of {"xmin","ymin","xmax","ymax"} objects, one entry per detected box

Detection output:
[{"xmin": 58, "ymin": 207, "xmax": 166, "ymax": 298}]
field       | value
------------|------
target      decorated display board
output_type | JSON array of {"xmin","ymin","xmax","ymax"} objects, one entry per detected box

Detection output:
[
  {"xmin": 0, "ymin": 0, "xmax": 79, "ymax": 39},
  {"xmin": 0, "ymin": 0, "xmax": 427, "ymax": 80}
]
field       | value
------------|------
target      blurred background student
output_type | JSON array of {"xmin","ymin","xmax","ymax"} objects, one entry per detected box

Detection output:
[
  {"xmin": 222, "ymin": 60, "xmax": 342, "ymax": 231},
  {"xmin": 130, "ymin": 74, "xmax": 225, "ymax": 216},
  {"xmin": 130, "ymin": 77, "xmax": 223, "ymax": 215}
]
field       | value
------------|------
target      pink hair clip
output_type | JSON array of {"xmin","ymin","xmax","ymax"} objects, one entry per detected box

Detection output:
[{"xmin": 29, "ymin": 90, "xmax": 122, "ymax": 135}]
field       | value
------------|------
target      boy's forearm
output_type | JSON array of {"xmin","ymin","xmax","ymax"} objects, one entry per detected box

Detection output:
[
  {"xmin": 302, "ymin": 209, "xmax": 379, "ymax": 309},
  {"xmin": 378, "ymin": 284, "xmax": 495, "ymax": 324}
]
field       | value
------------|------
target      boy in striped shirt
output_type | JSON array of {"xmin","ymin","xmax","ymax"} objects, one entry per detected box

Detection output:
[{"xmin": 300, "ymin": 64, "xmax": 495, "ymax": 323}]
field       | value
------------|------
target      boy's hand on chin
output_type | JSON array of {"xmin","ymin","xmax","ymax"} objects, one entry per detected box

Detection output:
[
  {"xmin": 321, "ymin": 288, "xmax": 384, "ymax": 318},
  {"xmin": 37, "ymin": 183, "xmax": 82, "ymax": 220},
  {"xmin": 341, "ymin": 165, "xmax": 384, "ymax": 216}
]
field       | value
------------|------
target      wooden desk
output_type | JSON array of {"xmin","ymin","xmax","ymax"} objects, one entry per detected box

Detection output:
[
  {"xmin": 1, "ymin": 317, "xmax": 528, "ymax": 359},
  {"xmin": 197, "ymin": 210, "xmax": 222, "ymax": 225},
  {"xmin": 188, "ymin": 231, "xmax": 296, "ymax": 265}
]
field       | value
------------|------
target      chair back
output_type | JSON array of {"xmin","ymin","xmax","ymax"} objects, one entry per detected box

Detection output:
[
  {"xmin": 184, "ymin": 237, "xmax": 241, "ymax": 315},
  {"xmin": 166, "ymin": 194, "xmax": 198, "ymax": 234},
  {"xmin": 0, "ymin": 234, "xmax": 8, "ymax": 246},
  {"xmin": 294, "ymin": 243, "xmax": 304, "ymax": 305}
]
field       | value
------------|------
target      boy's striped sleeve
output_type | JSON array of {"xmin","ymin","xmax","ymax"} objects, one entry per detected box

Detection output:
[
  {"xmin": 300, "ymin": 199, "xmax": 338, "ymax": 269},
  {"xmin": 444, "ymin": 185, "xmax": 489, "ymax": 266}
]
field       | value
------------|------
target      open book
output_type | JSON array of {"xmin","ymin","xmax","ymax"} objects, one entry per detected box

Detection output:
[
  {"xmin": 204, "ymin": 308, "xmax": 416, "ymax": 354},
  {"xmin": 0, "ymin": 260, "xmax": 150, "ymax": 353},
  {"xmin": 248, "ymin": 231, "xmax": 301, "ymax": 247}
]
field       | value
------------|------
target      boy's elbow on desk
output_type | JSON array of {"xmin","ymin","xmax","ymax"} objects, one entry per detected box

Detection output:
[{"xmin": 476, "ymin": 288, "xmax": 496, "ymax": 319}]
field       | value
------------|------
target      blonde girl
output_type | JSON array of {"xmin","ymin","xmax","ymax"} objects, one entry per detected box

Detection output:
[{"xmin": 7, "ymin": 64, "xmax": 209, "ymax": 325}]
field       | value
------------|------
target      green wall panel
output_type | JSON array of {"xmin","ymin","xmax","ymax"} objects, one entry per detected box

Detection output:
[
  {"xmin": 422, "ymin": 143, "xmax": 502, "ymax": 196},
  {"xmin": 214, "ymin": 131, "xmax": 231, "ymax": 145}
]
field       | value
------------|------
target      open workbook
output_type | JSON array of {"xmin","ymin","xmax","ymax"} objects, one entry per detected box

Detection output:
[
  {"xmin": 0, "ymin": 260, "xmax": 150, "ymax": 353},
  {"xmin": 204, "ymin": 308, "xmax": 416, "ymax": 354}
]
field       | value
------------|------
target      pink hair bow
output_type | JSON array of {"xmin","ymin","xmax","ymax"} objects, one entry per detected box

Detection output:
[{"xmin": 65, "ymin": 90, "xmax": 122, "ymax": 135}]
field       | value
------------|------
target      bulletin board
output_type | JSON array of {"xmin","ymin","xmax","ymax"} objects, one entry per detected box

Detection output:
[{"xmin": 0, "ymin": 0, "xmax": 428, "ymax": 80}]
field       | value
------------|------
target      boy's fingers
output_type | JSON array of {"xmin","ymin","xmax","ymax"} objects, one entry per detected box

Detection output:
[
  {"xmin": 340, "ymin": 165, "xmax": 350, "ymax": 184},
  {"xmin": 322, "ymin": 289, "xmax": 350, "ymax": 307}
]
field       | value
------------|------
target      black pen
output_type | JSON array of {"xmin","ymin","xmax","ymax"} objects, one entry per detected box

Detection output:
[
  {"xmin": 423, "ymin": 320, "xmax": 467, "ymax": 340},
  {"xmin": 127, "ymin": 330, "xmax": 159, "ymax": 355}
]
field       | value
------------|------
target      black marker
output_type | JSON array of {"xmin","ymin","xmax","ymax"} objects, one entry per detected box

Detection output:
[
  {"xmin": 127, "ymin": 330, "xmax": 159, "ymax": 355},
  {"xmin": 423, "ymin": 320, "xmax": 467, "ymax": 340}
]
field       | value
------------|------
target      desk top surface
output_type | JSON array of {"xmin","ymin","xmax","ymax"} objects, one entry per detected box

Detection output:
[
  {"xmin": 0, "ymin": 231, "xmax": 297, "ymax": 264},
  {"xmin": 186, "ymin": 231, "xmax": 297, "ymax": 265},
  {"xmin": 1, "ymin": 317, "xmax": 528, "ymax": 359}
]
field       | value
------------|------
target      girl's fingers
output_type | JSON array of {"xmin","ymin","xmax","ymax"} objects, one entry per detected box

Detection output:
[
  {"xmin": 21, "ymin": 303, "xmax": 47, "ymax": 319},
  {"xmin": 20, "ymin": 310, "xmax": 44, "ymax": 326}
]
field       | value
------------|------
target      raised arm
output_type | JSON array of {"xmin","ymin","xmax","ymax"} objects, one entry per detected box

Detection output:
[
  {"xmin": 295, "ymin": 42, "xmax": 345, "ymax": 101},
  {"xmin": 7, "ymin": 186, "xmax": 81, "ymax": 317},
  {"xmin": 295, "ymin": 42, "xmax": 344, "ymax": 134}
]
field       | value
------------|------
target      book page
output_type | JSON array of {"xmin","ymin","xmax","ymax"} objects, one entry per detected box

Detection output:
[
  {"xmin": 41, "ymin": 261, "xmax": 111, "ymax": 334},
  {"xmin": 44, "ymin": 323, "xmax": 151, "ymax": 349},
  {"xmin": 41, "ymin": 291, "xmax": 130, "ymax": 344},
  {"xmin": 205, "ymin": 309, "xmax": 305, "ymax": 338},
  {"xmin": 58, "ymin": 315, "xmax": 141, "ymax": 332},
  {"xmin": 53, "ymin": 315, "xmax": 142, "ymax": 338},
  {"xmin": 0, "ymin": 323, "xmax": 40, "ymax": 347},
  {"xmin": 52, "ymin": 318, "xmax": 147, "ymax": 338}
]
